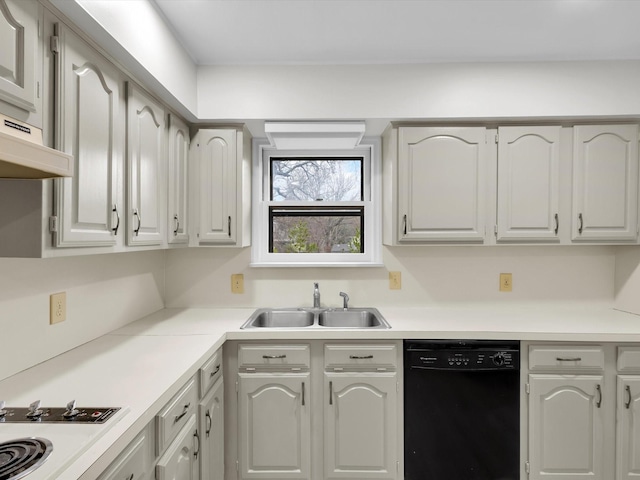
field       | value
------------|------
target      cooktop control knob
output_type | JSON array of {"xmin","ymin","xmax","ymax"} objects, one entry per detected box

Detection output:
[
  {"xmin": 26, "ymin": 400, "xmax": 43, "ymax": 419},
  {"xmin": 492, "ymin": 353, "xmax": 506, "ymax": 366},
  {"xmin": 63, "ymin": 400, "xmax": 80, "ymax": 419},
  {"xmin": 0, "ymin": 400, "xmax": 6, "ymax": 417}
]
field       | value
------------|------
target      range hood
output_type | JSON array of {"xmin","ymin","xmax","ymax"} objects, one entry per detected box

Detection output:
[{"xmin": 0, "ymin": 114, "xmax": 73, "ymax": 179}]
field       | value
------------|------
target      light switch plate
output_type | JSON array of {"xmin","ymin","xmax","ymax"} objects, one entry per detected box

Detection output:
[
  {"xmin": 231, "ymin": 274, "xmax": 244, "ymax": 294},
  {"xmin": 499, "ymin": 273, "xmax": 512, "ymax": 292},
  {"xmin": 389, "ymin": 271, "xmax": 402, "ymax": 290}
]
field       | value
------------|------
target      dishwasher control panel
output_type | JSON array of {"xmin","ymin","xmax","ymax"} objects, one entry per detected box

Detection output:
[{"xmin": 405, "ymin": 340, "xmax": 520, "ymax": 371}]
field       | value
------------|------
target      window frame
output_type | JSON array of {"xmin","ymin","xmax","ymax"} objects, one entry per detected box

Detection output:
[{"xmin": 251, "ymin": 138, "xmax": 383, "ymax": 267}]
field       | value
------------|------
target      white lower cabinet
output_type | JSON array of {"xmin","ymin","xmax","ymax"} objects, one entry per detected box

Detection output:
[
  {"xmin": 199, "ymin": 377, "xmax": 225, "ymax": 479},
  {"xmin": 97, "ymin": 425, "xmax": 153, "ymax": 480},
  {"xmin": 324, "ymin": 373, "xmax": 397, "ymax": 480},
  {"xmin": 231, "ymin": 341, "xmax": 400, "ymax": 480},
  {"xmin": 616, "ymin": 376, "xmax": 640, "ymax": 480},
  {"xmin": 156, "ymin": 414, "xmax": 200, "ymax": 480}
]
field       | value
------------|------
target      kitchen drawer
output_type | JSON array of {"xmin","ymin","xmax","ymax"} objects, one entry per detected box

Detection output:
[
  {"xmin": 98, "ymin": 428, "xmax": 149, "ymax": 480},
  {"xmin": 325, "ymin": 343, "xmax": 397, "ymax": 371},
  {"xmin": 156, "ymin": 376, "xmax": 197, "ymax": 455},
  {"xmin": 618, "ymin": 347, "xmax": 640, "ymax": 371},
  {"xmin": 238, "ymin": 344, "xmax": 310, "ymax": 370},
  {"xmin": 529, "ymin": 345, "xmax": 604, "ymax": 371},
  {"xmin": 200, "ymin": 349, "xmax": 222, "ymax": 397}
]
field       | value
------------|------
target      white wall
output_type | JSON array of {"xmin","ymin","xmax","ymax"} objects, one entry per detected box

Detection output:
[
  {"xmin": 165, "ymin": 246, "xmax": 615, "ymax": 309},
  {"xmin": 0, "ymin": 251, "xmax": 165, "ymax": 381},
  {"xmin": 614, "ymin": 246, "xmax": 640, "ymax": 315},
  {"xmin": 197, "ymin": 61, "xmax": 640, "ymax": 122}
]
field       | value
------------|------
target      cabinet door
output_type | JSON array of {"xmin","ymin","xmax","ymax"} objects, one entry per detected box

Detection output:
[
  {"xmin": 497, "ymin": 126, "xmax": 561, "ymax": 242},
  {"xmin": 238, "ymin": 373, "xmax": 310, "ymax": 480},
  {"xmin": 616, "ymin": 376, "xmax": 640, "ymax": 480},
  {"xmin": 199, "ymin": 378, "xmax": 224, "ymax": 480},
  {"xmin": 572, "ymin": 125, "xmax": 639, "ymax": 242},
  {"xmin": 53, "ymin": 23, "xmax": 122, "ymax": 247},
  {"xmin": 324, "ymin": 373, "xmax": 397, "ymax": 480},
  {"xmin": 528, "ymin": 374, "xmax": 605, "ymax": 480},
  {"xmin": 126, "ymin": 83, "xmax": 166, "ymax": 246},
  {"xmin": 167, "ymin": 114, "xmax": 189, "ymax": 245},
  {"xmin": 198, "ymin": 129, "xmax": 237, "ymax": 244},
  {"xmin": 0, "ymin": 0, "xmax": 38, "ymax": 112},
  {"xmin": 156, "ymin": 414, "xmax": 199, "ymax": 480},
  {"xmin": 398, "ymin": 127, "xmax": 487, "ymax": 242}
]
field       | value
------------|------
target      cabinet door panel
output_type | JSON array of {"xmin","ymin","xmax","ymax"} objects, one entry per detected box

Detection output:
[
  {"xmin": 572, "ymin": 125, "xmax": 638, "ymax": 241},
  {"xmin": 168, "ymin": 114, "xmax": 189, "ymax": 244},
  {"xmin": 198, "ymin": 129, "xmax": 236, "ymax": 243},
  {"xmin": 617, "ymin": 376, "xmax": 640, "ymax": 480},
  {"xmin": 199, "ymin": 378, "xmax": 224, "ymax": 480},
  {"xmin": 497, "ymin": 126, "xmax": 561, "ymax": 241},
  {"xmin": 324, "ymin": 373, "xmax": 397, "ymax": 480},
  {"xmin": 528, "ymin": 374, "xmax": 605, "ymax": 480},
  {"xmin": 398, "ymin": 127, "xmax": 486, "ymax": 242},
  {"xmin": 54, "ymin": 23, "xmax": 121, "ymax": 247},
  {"xmin": 0, "ymin": 0, "xmax": 37, "ymax": 112},
  {"xmin": 156, "ymin": 415, "xmax": 199, "ymax": 480},
  {"xmin": 127, "ymin": 83, "xmax": 165, "ymax": 246},
  {"xmin": 238, "ymin": 373, "xmax": 310, "ymax": 479}
]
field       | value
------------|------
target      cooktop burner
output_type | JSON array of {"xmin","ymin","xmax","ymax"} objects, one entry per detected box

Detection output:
[{"xmin": 0, "ymin": 437, "xmax": 52, "ymax": 480}]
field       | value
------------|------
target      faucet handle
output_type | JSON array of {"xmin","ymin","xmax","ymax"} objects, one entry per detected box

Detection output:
[{"xmin": 339, "ymin": 292, "xmax": 349, "ymax": 310}]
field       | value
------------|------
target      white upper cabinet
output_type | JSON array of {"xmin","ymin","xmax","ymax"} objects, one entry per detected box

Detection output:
[
  {"xmin": 126, "ymin": 82, "xmax": 166, "ymax": 246},
  {"xmin": 0, "ymin": 0, "xmax": 38, "ymax": 114},
  {"xmin": 497, "ymin": 126, "xmax": 561, "ymax": 242},
  {"xmin": 572, "ymin": 125, "xmax": 639, "ymax": 242},
  {"xmin": 396, "ymin": 126, "xmax": 488, "ymax": 242},
  {"xmin": 194, "ymin": 127, "xmax": 251, "ymax": 246},
  {"xmin": 167, "ymin": 113, "xmax": 189, "ymax": 245},
  {"xmin": 53, "ymin": 22, "xmax": 122, "ymax": 247}
]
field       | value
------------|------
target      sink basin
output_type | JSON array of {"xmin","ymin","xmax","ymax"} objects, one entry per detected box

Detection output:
[
  {"xmin": 318, "ymin": 308, "xmax": 390, "ymax": 329},
  {"xmin": 241, "ymin": 308, "xmax": 314, "ymax": 328},
  {"xmin": 241, "ymin": 307, "xmax": 390, "ymax": 329}
]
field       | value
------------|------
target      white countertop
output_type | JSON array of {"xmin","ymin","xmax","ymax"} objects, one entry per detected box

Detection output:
[{"xmin": 2, "ymin": 303, "xmax": 640, "ymax": 478}]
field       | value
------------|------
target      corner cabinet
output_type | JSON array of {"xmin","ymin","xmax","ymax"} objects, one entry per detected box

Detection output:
[
  {"xmin": 0, "ymin": 0, "xmax": 40, "ymax": 117},
  {"xmin": 571, "ymin": 125, "xmax": 639, "ymax": 242},
  {"xmin": 52, "ymin": 21, "xmax": 123, "ymax": 248},
  {"xmin": 126, "ymin": 82, "xmax": 166, "ymax": 246},
  {"xmin": 167, "ymin": 113, "xmax": 190, "ymax": 245}
]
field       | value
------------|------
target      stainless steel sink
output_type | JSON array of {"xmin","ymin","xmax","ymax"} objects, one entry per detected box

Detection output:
[
  {"xmin": 241, "ymin": 308, "xmax": 315, "ymax": 328},
  {"xmin": 241, "ymin": 307, "xmax": 390, "ymax": 329},
  {"xmin": 318, "ymin": 308, "xmax": 390, "ymax": 329}
]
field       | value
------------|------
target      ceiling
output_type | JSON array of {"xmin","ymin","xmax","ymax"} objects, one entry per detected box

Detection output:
[{"xmin": 153, "ymin": 0, "xmax": 640, "ymax": 66}]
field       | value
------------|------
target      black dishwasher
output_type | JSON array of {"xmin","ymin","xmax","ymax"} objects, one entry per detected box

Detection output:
[{"xmin": 404, "ymin": 340, "xmax": 520, "ymax": 480}]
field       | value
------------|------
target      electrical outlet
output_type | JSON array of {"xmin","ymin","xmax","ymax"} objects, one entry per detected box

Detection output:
[
  {"xmin": 231, "ymin": 274, "xmax": 244, "ymax": 294},
  {"xmin": 389, "ymin": 271, "xmax": 402, "ymax": 290},
  {"xmin": 499, "ymin": 273, "xmax": 513, "ymax": 292},
  {"xmin": 50, "ymin": 292, "xmax": 66, "ymax": 324}
]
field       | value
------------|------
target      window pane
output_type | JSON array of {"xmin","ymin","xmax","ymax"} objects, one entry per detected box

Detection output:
[
  {"xmin": 271, "ymin": 158, "xmax": 363, "ymax": 201},
  {"xmin": 270, "ymin": 207, "xmax": 363, "ymax": 253}
]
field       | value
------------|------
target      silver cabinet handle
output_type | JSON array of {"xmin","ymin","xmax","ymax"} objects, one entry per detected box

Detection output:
[
  {"xmin": 596, "ymin": 384, "xmax": 602, "ymax": 408},
  {"xmin": 133, "ymin": 209, "xmax": 141, "ymax": 236},
  {"xmin": 205, "ymin": 410, "xmax": 212, "ymax": 437},
  {"xmin": 262, "ymin": 354, "xmax": 286, "ymax": 359},
  {"xmin": 554, "ymin": 213, "xmax": 559, "ymax": 235},
  {"xmin": 210, "ymin": 364, "xmax": 220, "ymax": 378},
  {"xmin": 302, "ymin": 382, "xmax": 305, "ymax": 406},
  {"xmin": 174, "ymin": 403, "xmax": 190, "ymax": 423},
  {"xmin": 329, "ymin": 381, "xmax": 333, "ymax": 405},
  {"xmin": 112, "ymin": 205, "xmax": 120, "ymax": 235},
  {"xmin": 625, "ymin": 385, "xmax": 632, "ymax": 409},
  {"xmin": 349, "ymin": 355, "xmax": 373, "ymax": 359},
  {"xmin": 228, "ymin": 216, "xmax": 232, "ymax": 237},
  {"xmin": 556, "ymin": 357, "xmax": 582, "ymax": 362},
  {"xmin": 403, "ymin": 214, "xmax": 407, "ymax": 235},
  {"xmin": 173, "ymin": 214, "xmax": 180, "ymax": 236},
  {"xmin": 578, "ymin": 213, "xmax": 583, "ymax": 234},
  {"xmin": 193, "ymin": 429, "xmax": 200, "ymax": 459}
]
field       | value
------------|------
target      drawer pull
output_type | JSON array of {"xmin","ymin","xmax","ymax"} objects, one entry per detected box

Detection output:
[
  {"xmin": 556, "ymin": 357, "xmax": 582, "ymax": 362},
  {"xmin": 205, "ymin": 410, "xmax": 212, "ymax": 437},
  {"xmin": 263, "ymin": 354, "xmax": 286, "ymax": 359},
  {"xmin": 596, "ymin": 384, "xmax": 602, "ymax": 408},
  {"xmin": 350, "ymin": 355, "xmax": 374, "ymax": 359},
  {"xmin": 174, "ymin": 403, "xmax": 190, "ymax": 423},
  {"xmin": 210, "ymin": 364, "xmax": 221, "ymax": 378},
  {"xmin": 625, "ymin": 385, "xmax": 632, "ymax": 409}
]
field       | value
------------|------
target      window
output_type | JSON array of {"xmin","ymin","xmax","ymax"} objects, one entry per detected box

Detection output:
[{"xmin": 251, "ymin": 140, "xmax": 382, "ymax": 266}]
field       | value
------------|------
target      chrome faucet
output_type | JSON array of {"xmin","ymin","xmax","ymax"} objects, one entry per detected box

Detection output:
[
  {"xmin": 339, "ymin": 292, "xmax": 349, "ymax": 310},
  {"xmin": 313, "ymin": 282, "xmax": 321, "ymax": 308}
]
